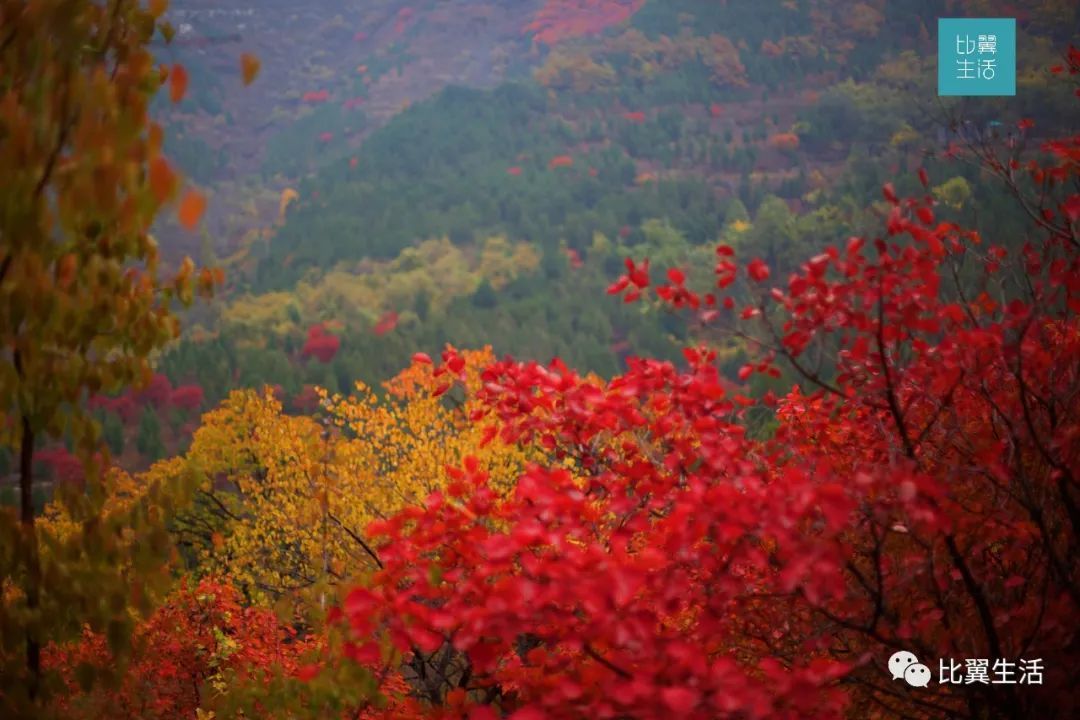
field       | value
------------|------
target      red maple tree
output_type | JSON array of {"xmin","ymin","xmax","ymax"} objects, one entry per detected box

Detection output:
[
  {"xmin": 44, "ymin": 579, "xmax": 314, "ymax": 719},
  {"xmin": 328, "ymin": 66, "xmax": 1079, "ymax": 719},
  {"xmin": 301, "ymin": 323, "xmax": 341, "ymax": 363},
  {"xmin": 170, "ymin": 384, "xmax": 205, "ymax": 413},
  {"xmin": 134, "ymin": 372, "xmax": 173, "ymax": 408}
]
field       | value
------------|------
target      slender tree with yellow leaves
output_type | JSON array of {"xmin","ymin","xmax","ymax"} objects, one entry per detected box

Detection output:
[
  {"xmin": 0, "ymin": 0, "xmax": 233, "ymax": 714},
  {"xmin": 168, "ymin": 347, "xmax": 536, "ymax": 615}
]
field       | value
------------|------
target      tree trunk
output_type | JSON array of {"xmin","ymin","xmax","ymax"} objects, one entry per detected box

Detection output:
[{"xmin": 19, "ymin": 414, "xmax": 40, "ymax": 702}]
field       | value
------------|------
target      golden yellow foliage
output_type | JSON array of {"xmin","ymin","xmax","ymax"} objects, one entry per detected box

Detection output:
[
  {"xmin": 168, "ymin": 348, "xmax": 536, "ymax": 609},
  {"xmin": 534, "ymin": 48, "xmax": 617, "ymax": 93},
  {"xmin": 278, "ymin": 188, "xmax": 299, "ymax": 223},
  {"xmin": 323, "ymin": 347, "xmax": 537, "ymax": 523}
]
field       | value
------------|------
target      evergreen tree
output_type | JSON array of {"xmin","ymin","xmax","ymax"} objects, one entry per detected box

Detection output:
[
  {"xmin": 136, "ymin": 410, "xmax": 164, "ymax": 462},
  {"xmin": 103, "ymin": 412, "xmax": 125, "ymax": 457},
  {"xmin": 472, "ymin": 279, "xmax": 498, "ymax": 309}
]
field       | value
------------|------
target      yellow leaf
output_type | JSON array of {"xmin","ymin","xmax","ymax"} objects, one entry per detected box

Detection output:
[
  {"xmin": 240, "ymin": 53, "xmax": 260, "ymax": 86},
  {"xmin": 178, "ymin": 190, "xmax": 206, "ymax": 230},
  {"xmin": 169, "ymin": 63, "xmax": 188, "ymax": 103}
]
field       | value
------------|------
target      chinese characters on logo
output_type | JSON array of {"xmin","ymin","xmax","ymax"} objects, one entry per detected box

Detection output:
[
  {"xmin": 939, "ymin": 657, "xmax": 1043, "ymax": 685},
  {"xmin": 938, "ymin": 19, "xmax": 1016, "ymax": 96},
  {"xmin": 955, "ymin": 33, "xmax": 997, "ymax": 80},
  {"xmin": 889, "ymin": 651, "xmax": 1043, "ymax": 688}
]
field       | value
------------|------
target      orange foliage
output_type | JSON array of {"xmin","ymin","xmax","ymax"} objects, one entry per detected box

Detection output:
[
  {"xmin": 525, "ymin": 0, "xmax": 646, "ymax": 46},
  {"xmin": 768, "ymin": 132, "xmax": 801, "ymax": 151},
  {"xmin": 548, "ymin": 154, "xmax": 574, "ymax": 170},
  {"xmin": 148, "ymin": 158, "xmax": 177, "ymax": 203},
  {"xmin": 239, "ymin": 53, "xmax": 260, "ymax": 86},
  {"xmin": 168, "ymin": 64, "xmax": 188, "ymax": 103},
  {"xmin": 177, "ymin": 190, "xmax": 206, "ymax": 230}
]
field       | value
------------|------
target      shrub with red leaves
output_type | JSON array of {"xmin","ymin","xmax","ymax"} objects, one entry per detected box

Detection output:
[
  {"xmin": 301, "ymin": 324, "xmax": 341, "ymax": 363},
  {"xmin": 170, "ymin": 384, "xmax": 205, "ymax": 413},
  {"xmin": 134, "ymin": 373, "xmax": 173, "ymax": 408}
]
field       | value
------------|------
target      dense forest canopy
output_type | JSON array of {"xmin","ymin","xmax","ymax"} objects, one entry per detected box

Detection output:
[{"xmin": 0, "ymin": 0, "xmax": 1078, "ymax": 718}]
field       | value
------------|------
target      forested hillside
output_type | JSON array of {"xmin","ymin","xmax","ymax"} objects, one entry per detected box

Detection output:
[
  {"xmin": 6, "ymin": 0, "xmax": 1076, "ymax": 481},
  {"xmin": 1, "ymin": 1, "xmax": 1078, "ymax": 718},
  {"xmin": 105, "ymin": 0, "xmax": 1073, "ymax": 466}
]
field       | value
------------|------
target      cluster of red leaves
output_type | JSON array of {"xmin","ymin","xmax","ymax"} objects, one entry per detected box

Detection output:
[
  {"xmin": 768, "ymin": 132, "xmax": 800, "ymax": 152},
  {"xmin": 332, "ymin": 93, "xmax": 1080, "ymax": 717},
  {"xmin": 622, "ymin": 111, "xmax": 646, "ymax": 124},
  {"xmin": 34, "ymin": 448, "xmax": 85, "ymax": 486},
  {"xmin": 170, "ymin": 384, "xmax": 205, "ymax": 413},
  {"xmin": 338, "ymin": 346, "xmax": 861, "ymax": 717},
  {"xmin": 524, "ymin": 0, "xmax": 646, "ymax": 46},
  {"xmin": 373, "ymin": 311, "xmax": 400, "ymax": 336},
  {"xmin": 43, "ymin": 579, "xmax": 315, "ymax": 719},
  {"xmin": 135, "ymin": 372, "xmax": 174, "ymax": 407},
  {"xmin": 1048, "ymin": 43, "xmax": 1080, "ymax": 97},
  {"xmin": 87, "ymin": 393, "xmax": 138, "ymax": 423},
  {"xmin": 302, "ymin": 90, "xmax": 330, "ymax": 103},
  {"xmin": 302, "ymin": 323, "xmax": 341, "ymax": 363},
  {"xmin": 90, "ymin": 372, "xmax": 188, "ymax": 422}
]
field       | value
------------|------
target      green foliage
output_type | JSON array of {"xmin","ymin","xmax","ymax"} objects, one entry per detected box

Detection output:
[
  {"xmin": 263, "ymin": 104, "xmax": 369, "ymax": 178},
  {"xmin": 258, "ymin": 81, "xmax": 733, "ymax": 290},
  {"xmin": 136, "ymin": 411, "xmax": 164, "ymax": 463},
  {"xmin": 164, "ymin": 128, "xmax": 224, "ymax": 185},
  {"xmin": 102, "ymin": 413, "xmax": 125, "ymax": 457}
]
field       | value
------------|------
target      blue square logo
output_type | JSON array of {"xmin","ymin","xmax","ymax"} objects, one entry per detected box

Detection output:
[{"xmin": 938, "ymin": 18, "xmax": 1016, "ymax": 96}]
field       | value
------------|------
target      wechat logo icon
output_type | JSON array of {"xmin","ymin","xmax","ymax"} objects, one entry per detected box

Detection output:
[{"xmin": 889, "ymin": 651, "xmax": 932, "ymax": 688}]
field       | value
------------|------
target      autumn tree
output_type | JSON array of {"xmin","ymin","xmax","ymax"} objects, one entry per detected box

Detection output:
[
  {"xmin": 324, "ymin": 68, "xmax": 1080, "ymax": 720},
  {"xmin": 165, "ymin": 347, "xmax": 538, "ymax": 615},
  {"xmin": 0, "ymin": 0, "xmax": 223, "ymax": 713},
  {"xmin": 42, "ymin": 577, "xmax": 315, "ymax": 719}
]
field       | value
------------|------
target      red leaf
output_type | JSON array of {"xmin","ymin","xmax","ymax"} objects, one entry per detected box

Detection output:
[
  {"xmin": 1063, "ymin": 194, "xmax": 1080, "ymax": 223},
  {"xmin": 661, "ymin": 686, "xmax": 700, "ymax": 713},
  {"xmin": 747, "ymin": 259, "xmax": 770, "ymax": 282},
  {"xmin": 882, "ymin": 182, "xmax": 898, "ymax": 204},
  {"xmin": 296, "ymin": 664, "xmax": 320, "ymax": 682},
  {"xmin": 169, "ymin": 64, "xmax": 188, "ymax": 103}
]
